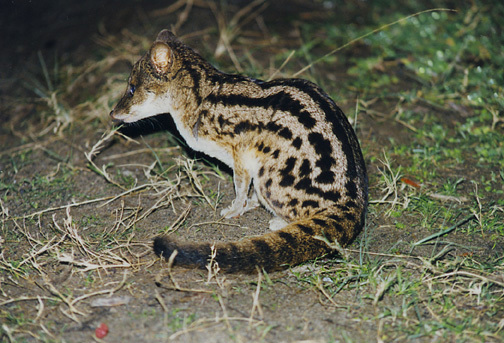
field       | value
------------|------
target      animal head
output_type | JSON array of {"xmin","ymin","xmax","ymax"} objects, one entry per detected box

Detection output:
[{"xmin": 110, "ymin": 30, "xmax": 195, "ymax": 123}]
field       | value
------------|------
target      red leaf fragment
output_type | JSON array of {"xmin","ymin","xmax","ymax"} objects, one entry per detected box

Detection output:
[
  {"xmin": 95, "ymin": 323, "xmax": 109, "ymax": 339},
  {"xmin": 400, "ymin": 177, "xmax": 421, "ymax": 188}
]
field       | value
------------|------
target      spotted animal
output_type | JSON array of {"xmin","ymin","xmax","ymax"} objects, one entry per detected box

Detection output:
[{"xmin": 110, "ymin": 30, "xmax": 368, "ymax": 272}]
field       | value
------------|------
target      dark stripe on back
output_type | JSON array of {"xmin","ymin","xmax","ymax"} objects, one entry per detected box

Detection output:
[
  {"xmin": 297, "ymin": 224, "xmax": 314, "ymax": 235},
  {"xmin": 182, "ymin": 65, "xmax": 203, "ymax": 105},
  {"xmin": 205, "ymin": 91, "xmax": 316, "ymax": 130}
]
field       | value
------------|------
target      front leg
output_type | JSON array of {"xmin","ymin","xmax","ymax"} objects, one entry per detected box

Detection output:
[{"xmin": 220, "ymin": 152, "xmax": 257, "ymax": 218}]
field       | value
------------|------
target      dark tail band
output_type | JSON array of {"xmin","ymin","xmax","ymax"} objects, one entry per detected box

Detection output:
[{"xmin": 153, "ymin": 211, "xmax": 363, "ymax": 273}]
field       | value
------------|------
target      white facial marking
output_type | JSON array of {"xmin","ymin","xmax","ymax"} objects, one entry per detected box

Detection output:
[{"xmin": 117, "ymin": 93, "xmax": 175, "ymax": 123}]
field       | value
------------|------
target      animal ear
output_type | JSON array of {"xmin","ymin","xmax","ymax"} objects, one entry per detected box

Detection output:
[
  {"xmin": 156, "ymin": 29, "xmax": 177, "ymax": 43},
  {"xmin": 150, "ymin": 42, "xmax": 172, "ymax": 73}
]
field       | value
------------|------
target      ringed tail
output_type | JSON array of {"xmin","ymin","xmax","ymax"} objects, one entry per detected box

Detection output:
[{"xmin": 153, "ymin": 209, "xmax": 364, "ymax": 273}]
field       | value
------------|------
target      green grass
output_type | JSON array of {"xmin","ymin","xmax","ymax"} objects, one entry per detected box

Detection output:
[{"xmin": 292, "ymin": 249, "xmax": 504, "ymax": 341}]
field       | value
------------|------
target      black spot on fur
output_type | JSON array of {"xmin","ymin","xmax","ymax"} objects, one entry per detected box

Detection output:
[
  {"xmin": 229, "ymin": 242, "xmax": 240, "ymax": 257},
  {"xmin": 288, "ymin": 199, "xmax": 298, "ymax": 206},
  {"xmin": 295, "ymin": 177, "xmax": 312, "ymax": 191},
  {"xmin": 321, "ymin": 190, "xmax": 340, "ymax": 202},
  {"xmin": 307, "ymin": 132, "xmax": 337, "ymax": 184},
  {"xmin": 296, "ymin": 111, "xmax": 317, "ymax": 129},
  {"xmin": 279, "ymin": 175, "xmax": 295, "ymax": 187},
  {"xmin": 292, "ymin": 137, "xmax": 302, "ymax": 149},
  {"xmin": 278, "ymin": 127, "xmax": 293, "ymax": 140},
  {"xmin": 299, "ymin": 159, "xmax": 311, "ymax": 177},
  {"xmin": 345, "ymin": 200, "xmax": 357, "ymax": 208},
  {"xmin": 315, "ymin": 156, "xmax": 336, "ymax": 171},
  {"xmin": 315, "ymin": 171, "xmax": 335, "ymax": 184},
  {"xmin": 308, "ymin": 132, "xmax": 332, "ymax": 155},
  {"xmin": 218, "ymin": 115, "xmax": 227, "ymax": 128},
  {"xmin": 333, "ymin": 222, "xmax": 345, "ymax": 235},
  {"xmin": 336, "ymin": 204, "xmax": 349, "ymax": 212},
  {"xmin": 271, "ymin": 200, "xmax": 284, "ymax": 208},
  {"xmin": 302, "ymin": 200, "xmax": 319, "ymax": 208},
  {"xmin": 234, "ymin": 120, "xmax": 254, "ymax": 134},
  {"xmin": 345, "ymin": 180, "xmax": 358, "ymax": 199},
  {"xmin": 266, "ymin": 121, "xmax": 281, "ymax": 132},
  {"xmin": 279, "ymin": 157, "xmax": 296, "ymax": 187},
  {"xmin": 294, "ymin": 178, "xmax": 340, "ymax": 203},
  {"xmin": 282, "ymin": 157, "xmax": 296, "ymax": 174}
]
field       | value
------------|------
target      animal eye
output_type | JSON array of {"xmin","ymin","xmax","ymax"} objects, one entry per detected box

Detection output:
[{"xmin": 128, "ymin": 84, "xmax": 136, "ymax": 96}]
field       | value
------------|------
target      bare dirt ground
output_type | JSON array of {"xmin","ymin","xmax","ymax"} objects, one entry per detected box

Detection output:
[{"xmin": 1, "ymin": 1, "xmax": 503, "ymax": 342}]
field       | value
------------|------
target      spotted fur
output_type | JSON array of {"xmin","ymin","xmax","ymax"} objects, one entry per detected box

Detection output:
[{"xmin": 110, "ymin": 30, "xmax": 368, "ymax": 273}]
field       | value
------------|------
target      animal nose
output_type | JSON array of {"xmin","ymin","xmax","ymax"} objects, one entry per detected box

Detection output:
[{"xmin": 109, "ymin": 110, "xmax": 122, "ymax": 123}]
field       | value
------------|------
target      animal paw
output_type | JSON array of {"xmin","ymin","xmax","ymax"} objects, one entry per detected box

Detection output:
[
  {"xmin": 242, "ymin": 194, "xmax": 259, "ymax": 212},
  {"xmin": 220, "ymin": 197, "xmax": 259, "ymax": 218},
  {"xmin": 269, "ymin": 217, "xmax": 288, "ymax": 231},
  {"xmin": 220, "ymin": 200, "xmax": 246, "ymax": 218}
]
